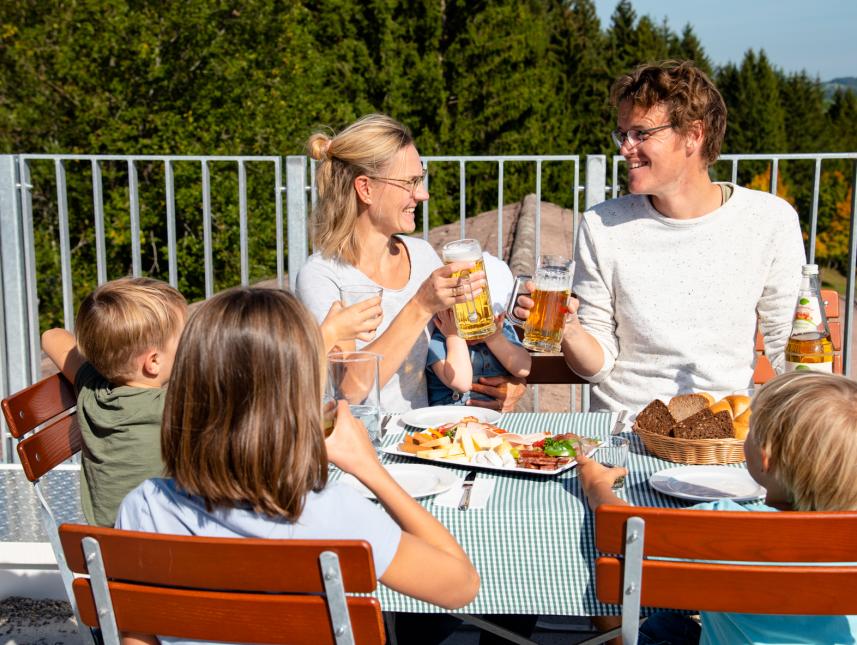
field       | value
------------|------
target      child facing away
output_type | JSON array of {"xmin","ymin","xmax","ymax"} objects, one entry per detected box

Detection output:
[
  {"xmin": 426, "ymin": 253, "xmax": 531, "ymax": 407},
  {"xmin": 115, "ymin": 287, "xmax": 479, "ymax": 644},
  {"xmin": 42, "ymin": 277, "xmax": 188, "ymax": 528},
  {"xmin": 578, "ymin": 371, "xmax": 857, "ymax": 645}
]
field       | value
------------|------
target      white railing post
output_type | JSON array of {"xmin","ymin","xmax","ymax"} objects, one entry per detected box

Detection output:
[
  {"xmin": 585, "ymin": 155, "xmax": 607, "ymax": 210},
  {"xmin": 0, "ymin": 155, "xmax": 34, "ymax": 462},
  {"xmin": 286, "ymin": 155, "xmax": 309, "ymax": 290}
]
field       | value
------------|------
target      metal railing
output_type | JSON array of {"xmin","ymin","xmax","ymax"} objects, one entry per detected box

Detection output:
[{"xmin": 1, "ymin": 152, "xmax": 855, "ymax": 461}]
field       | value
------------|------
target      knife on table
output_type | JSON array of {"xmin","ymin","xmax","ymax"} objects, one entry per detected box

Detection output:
[
  {"xmin": 611, "ymin": 410, "xmax": 628, "ymax": 435},
  {"xmin": 458, "ymin": 471, "xmax": 478, "ymax": 511}
]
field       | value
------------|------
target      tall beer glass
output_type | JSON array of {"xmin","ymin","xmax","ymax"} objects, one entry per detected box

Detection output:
[
  {"xmin": 441, "ymin": 239, "xmax": 495, "ymax": 340},
  {"xmin": 508, "ymin": 256, "xmax": 573, "ymax": 353}
]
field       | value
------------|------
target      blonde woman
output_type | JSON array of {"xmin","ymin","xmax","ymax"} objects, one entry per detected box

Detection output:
[{"xmin": 296, "ymin": 114, "xmax": 524, "ymax": 413}]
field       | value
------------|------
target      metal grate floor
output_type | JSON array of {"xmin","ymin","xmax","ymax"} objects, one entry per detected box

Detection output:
[{"xmin": 0, "ymin": 466, "xmax": 84, "ymax": 542}]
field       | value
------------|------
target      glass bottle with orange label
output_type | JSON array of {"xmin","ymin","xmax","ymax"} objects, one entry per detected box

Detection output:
[{"xmin": 784, "ymin": 264, "xmax": 834, "ymax": 372}]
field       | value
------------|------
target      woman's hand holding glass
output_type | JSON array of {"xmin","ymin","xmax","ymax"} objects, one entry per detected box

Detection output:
[{"xmin": 415, "ymin": 262, "xmax": 486, "ymax": 316}]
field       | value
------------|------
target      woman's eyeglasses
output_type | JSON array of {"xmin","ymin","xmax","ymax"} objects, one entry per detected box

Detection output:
[
  {"xmin": 610, "ymin": 124, "xmax": 672, "ymax": 149},
  {"xmin": 368, "ymin": 169, "xmax": 427, "ymax": 194}
]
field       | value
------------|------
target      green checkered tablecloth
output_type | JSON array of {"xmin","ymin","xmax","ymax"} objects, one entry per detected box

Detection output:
[{"xmin": 355, "ymin": 411, "xmax": 751, "ymax": 616}]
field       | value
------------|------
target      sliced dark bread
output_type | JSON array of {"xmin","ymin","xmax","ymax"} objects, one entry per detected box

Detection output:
[
  {"xmin": 673, "ymin": 409, "xmax": 735, "ymax": 440},
  {"xmin": 668, "ymin": 394, "xmax": 710, "ymax": 423},
  {"xmin": 634, "ymin": 399, "xmax": 675, "ymax": 436}
]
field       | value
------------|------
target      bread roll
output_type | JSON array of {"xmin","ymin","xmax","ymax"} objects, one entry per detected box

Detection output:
[
  {"xmin": 725, "ymin": 395, "xmax": 751, "ymax": 418},
  {"xmin": 709, "ymin": 399, "xmax": 733, "ymax": 419},
  {"xmin": 733, "ymin": 408, "xmax": 752, "ymax": 440},
  {"xmin": 697, "ymin": 392, "xmax": 716, "ymax": 405}
]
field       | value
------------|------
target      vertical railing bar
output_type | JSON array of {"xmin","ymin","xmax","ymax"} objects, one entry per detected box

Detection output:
[
  {"xmin": 274, "ymin": 158, "xmax": 284, "ymax": 289},
  {"xmin": 808, "ymin": 158, "xmax": 822, "ymax": 265},
  {"xmin": 612, "ymin": 157, "xmax": 620, "ymax": 199},
  {"xmin": 127, "ymin": 160, "xmax": 141, "ymax": 277},
  {"xmin": 497, "ymin": 161, "xmax": 504, "ymax": 258},
  {"xmin": 91, "ymin": 160, "xmax": 107, "ymax": 285},
  {"xmin": 164, "ymin": 160, "xmax": 178, "ymax": 288},
  {"xmin": 535, "ymin": 160, "xmax": 542, "ymax": 264},
  {"xmin": 459, "ymin": 161, "xmax": 466, "ymax": 239},
  {"xmin": 843, "ymin": 160, "xmax": 857, "ymax": 377},
  {"xmin": 55, "ymin": 160, "xmax": 74, "ymax": 330},
  {"xmin": 19, "ymin": 159, "xmax": 39, "ymax": 385},
  {"xmin": 310, "ymin": 158, "xmax": 318, "ymax": 211},
  {"xmin": 770, "ymin": 158, "xmax": 779, "ymax": 195},
  {"xmin": 422, "ymin": 160, "xmax": 429, "ymax": 241},
  {"xmin": 731, "ymin": 159, "xmax": 738, "ymax": 185},
  {"xmin": 573, "ymin": 158, "xmax": 581, "ymax": 247},
  {"xmin": 238, "ymin": 160, "xmax": 249, "ymax": 286},
  {"xmin": 201, "ymin": 160, "xmax": 214, "ymax": 298},
  {"xmin": 286, "ymin": 155, "xmax": 308, "ymax": 290}
]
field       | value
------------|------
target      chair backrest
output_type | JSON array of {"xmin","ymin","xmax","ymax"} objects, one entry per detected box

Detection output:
[
  {"xmin": 59, "ymin": 524, "xmax": 386, "ymax": 645},
  {"xmin": 754, "ymin": 288, "xmax": 842, "ymax": 384},
  {"xmin": 2, "ymin": 372, "xmax": 81, "ymax": 481},
  {"xmin": 595, "ymin": 505, "xmax": 857, "ymax": 644},
  {"xmin": 2, "ymin": 373, "xmax": 97, "ymax": 645}
]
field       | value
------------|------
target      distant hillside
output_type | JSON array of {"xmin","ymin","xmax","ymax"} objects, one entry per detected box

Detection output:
[{"xmin": 824, "ymin": 77, "xmax": 857, "ymax": 98}]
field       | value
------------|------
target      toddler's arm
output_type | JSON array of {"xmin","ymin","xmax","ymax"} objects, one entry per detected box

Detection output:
[
  {"xmin": 484, "ymin": 315, "xmax": 531, "ymax": 378},
  {"xmin": 41, "ymin": 329, "xmax": 85, "ymax": 384},
  {"xmin": 430, "ymin": 309, "xmax": 473, "ymax": 393},
  {"xmin": 319, "ymin": 297, "xmax": 383, "ymax": 352},
  {"xmin": 576, "ymin": 452, "xmax": 628, "ymax": 512}
]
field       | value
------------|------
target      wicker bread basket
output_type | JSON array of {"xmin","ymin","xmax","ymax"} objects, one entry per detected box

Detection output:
[{"xmin": 633, "ymin": 423, "xmax": 746, "ymax": 465}]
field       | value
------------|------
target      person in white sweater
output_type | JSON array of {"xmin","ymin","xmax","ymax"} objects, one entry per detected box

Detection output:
[{"xmin": 516, "ymin": 60, "xmax": 805, "ymax": 412}]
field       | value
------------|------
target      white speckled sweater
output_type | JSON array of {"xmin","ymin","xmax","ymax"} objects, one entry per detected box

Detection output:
[{"xmin": 572, "ymin": 184, "xmax": 806, "ymax": 412}]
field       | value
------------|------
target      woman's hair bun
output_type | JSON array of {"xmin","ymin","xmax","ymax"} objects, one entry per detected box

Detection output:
[{"xmin": 307, "ymin": 133, "xmax": 332, "ymax": 161}]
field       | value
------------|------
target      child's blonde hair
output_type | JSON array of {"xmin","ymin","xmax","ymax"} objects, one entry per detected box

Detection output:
[
  {"xmin": 75, "ymin": 277, "xmax": 187, "ymax": 383},
  {"xmin": 162, "ymin": 287, "xmax": 328, "ymax": 520},
  {"xmin": 750, "ymin": 371, "xmax": 857, "ymax": 511}
]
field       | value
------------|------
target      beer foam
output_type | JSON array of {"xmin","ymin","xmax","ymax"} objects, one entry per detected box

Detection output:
[{"xmin": 442, "ymin": 240, "xmax": 482, "ymax": 262}]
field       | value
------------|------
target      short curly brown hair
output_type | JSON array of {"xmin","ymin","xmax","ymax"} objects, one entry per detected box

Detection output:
[{"xmin": 610, "ymin": 60, "xmax": 727, "ymax": 166}]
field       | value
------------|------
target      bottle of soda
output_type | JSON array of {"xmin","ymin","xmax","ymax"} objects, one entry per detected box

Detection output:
[{"xmin": 784, "ymin": 264, "xmax": 834, "ymax": 372}]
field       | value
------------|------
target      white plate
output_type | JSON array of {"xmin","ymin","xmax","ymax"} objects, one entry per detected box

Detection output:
[
  {"xmin": 649, "ymin": 466, "xmax": 766, "ymax": 502},
  {"xmin": 338, "ymin": 463, "xmax": 458, "ymax": 500},
  {"xmin": 399, "ymin": 405, "xmax": 502, "ymax": 429}
]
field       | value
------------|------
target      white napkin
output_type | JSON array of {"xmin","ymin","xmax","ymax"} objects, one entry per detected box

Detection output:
[{"xmin": 433, "ymin": 476, "xmax": 496, "ymax": 509}]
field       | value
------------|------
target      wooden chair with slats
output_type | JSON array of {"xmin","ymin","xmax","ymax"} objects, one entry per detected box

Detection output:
[
  {"xmin": 59, "ymin": 524, "xmax": 386, "ymax": 645},
  {"xmin": 1, "ymin": 372, "xmax": 96, "ymax": 645},
  {"xmin": 594, "ymin": 504, "xmax": 857, "ymax": 645}
]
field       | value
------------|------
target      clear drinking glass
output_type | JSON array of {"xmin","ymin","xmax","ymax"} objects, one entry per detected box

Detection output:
[
  {"xmin": 326, "ymin": 351, "xmax": 382, "ymax": 447},
  {"xmin": 338, "ymin": 285, "xmax": 383, "ymax": 341},
  {"xmin": 598, "ymin": 436, "xmax": 630, "ymax": 489},
  {"xmin": 441, "ymin": 239, "xmax": 495, "ymax": 340},
  {"xmin": 506, "ymin": 256, "xmax": 574, "ymax": 352}
]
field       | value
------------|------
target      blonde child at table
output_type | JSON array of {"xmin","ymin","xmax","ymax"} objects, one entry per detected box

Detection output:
[
  {"xmin": 578, "ymin": 371, "xmax": 857, "ymax": 645},
  {"xmin": 115, "ymin": 287, "xmax": 479, "ymax": 645}
]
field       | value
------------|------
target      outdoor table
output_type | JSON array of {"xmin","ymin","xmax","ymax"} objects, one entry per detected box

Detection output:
[{"xmin": 354, "ymin": 411, "xmax": 748, "ymax": 616}]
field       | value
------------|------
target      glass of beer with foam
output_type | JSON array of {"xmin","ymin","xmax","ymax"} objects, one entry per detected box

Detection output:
[
  {"xmin": 441, "ymin": 239, "xmax": 495, "ymax": 340},
  {"xmin": 507, "ymin": 255, "xmax": 573, "ymax": 353}
]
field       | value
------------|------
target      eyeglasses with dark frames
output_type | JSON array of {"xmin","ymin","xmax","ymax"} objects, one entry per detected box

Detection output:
[
  {"xmin": 367, "ymin": 169, "xmax": 427, "ymax": 194},
  {"xmin": 611, "ymin": 123, "xmax": 673, "ymax": 149}
]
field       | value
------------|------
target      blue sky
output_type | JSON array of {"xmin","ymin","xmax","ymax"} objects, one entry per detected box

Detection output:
[{"xmin": 593, "ymin": 0, "xmax": 856, "ymax": 81}]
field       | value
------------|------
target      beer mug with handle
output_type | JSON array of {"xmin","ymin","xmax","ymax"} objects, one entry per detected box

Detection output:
[
  {"xmin": 507, "ymin": 255, "xmax": 574, "ymax": 353},
  {"xmin": 441, "ymin": 239, "xmax": 496, "ymax": 340}
]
